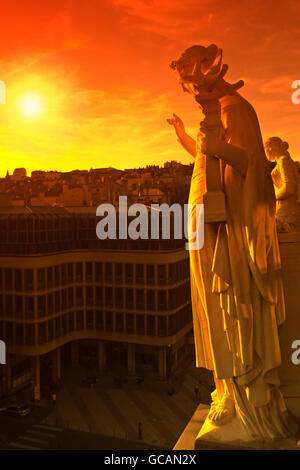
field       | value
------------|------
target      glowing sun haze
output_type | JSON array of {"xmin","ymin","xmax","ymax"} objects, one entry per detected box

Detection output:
[
  {"xmin": 19, "ymin": 94, "xmax": 45, "ymax": 119},
  {"xmin": 0, "ymin": 0, "xmax": 299, "ymax": 175}
]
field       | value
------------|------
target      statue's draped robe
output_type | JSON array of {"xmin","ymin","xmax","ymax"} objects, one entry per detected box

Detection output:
[{"xmin": 189, "ymin": 93, "xmax": 291, "ymax": 437}]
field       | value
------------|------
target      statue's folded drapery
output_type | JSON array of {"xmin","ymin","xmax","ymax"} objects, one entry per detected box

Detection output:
[{"xmin": 189, "ymin": 93, "xmax": 288, "ymax": 418}]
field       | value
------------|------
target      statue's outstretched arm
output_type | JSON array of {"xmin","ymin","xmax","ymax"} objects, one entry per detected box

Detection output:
[
  {"xmin": 177, "ymin": 133, "xmax": 197, "ymax": 157},
  {"xmin": 167, "ymin": 113, "xmax": 197, "ymax": 157}
]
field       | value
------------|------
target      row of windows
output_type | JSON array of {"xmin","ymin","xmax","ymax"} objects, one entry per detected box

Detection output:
[
  {"xmin": 0, "ymin": 260, "xmax": 190, "ymax": 292},
  {"xmin": 0, "ymin": 282, "xmax": 191, "ymax": 318},
  {"xmin": 0, "ymin": 213, "xmax": 187, "ymax": 232},
  {"xmin": 0, "ymin": 214, "xmax": 188, "ymax": 234},
  {"xmin": 0, "ymin": 214, "xmax": 186, "ymax": 254},
  {"xmin": 0, "ymin": 305, "xmax": 192, "ymax": 346}
]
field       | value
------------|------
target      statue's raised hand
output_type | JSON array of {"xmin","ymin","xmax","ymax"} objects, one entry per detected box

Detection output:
[{"xmin": 167, "ymin": 113, "xmax": 185, "ymax": 139}]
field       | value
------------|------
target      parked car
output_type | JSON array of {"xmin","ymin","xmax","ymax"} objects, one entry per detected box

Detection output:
[{"xmin": 0, "ymin": 403, "xmax": 31, "ymax": 417}]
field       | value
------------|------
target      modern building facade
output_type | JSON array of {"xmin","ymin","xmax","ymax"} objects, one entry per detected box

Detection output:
[{"xmin": 0, "ymin": 208, "xmax": 193, "ymax": 400}]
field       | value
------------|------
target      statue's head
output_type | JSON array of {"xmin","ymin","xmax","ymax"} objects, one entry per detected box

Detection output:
[
  {"xmin": 264, "ymin": 137, "xmax": 290, "ymax": 160},
  {"xmin": 170, "ymin": 44, "xmax": 244, "ymax": 100}
]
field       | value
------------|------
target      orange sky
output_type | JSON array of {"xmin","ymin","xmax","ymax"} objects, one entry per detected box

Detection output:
[{"xmin": 0, "ymin": 0, "xmax": 299, "ymax": 175}]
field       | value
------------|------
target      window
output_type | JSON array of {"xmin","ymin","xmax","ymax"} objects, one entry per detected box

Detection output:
[
  {"xmin": 158, "ymin": 316, "xmax": 167, "ymax": 336},
  {"xmin": 158, "ymin": 265, "xmax": 166, "ymax": 283},
  {"xmin": 67, "ymin": 263, "xmax": 73, "ymax": 283},
  {"xmin": 48, "ymin": 320, "xmax": 54, "ymax": 341},
  {"xmin": 5, "ymin": 269, "xmax": 12, "ymax": 290},
  {"xmin": 136, "ymin": 289, "xmax": 144, "ymax": 310},
  {"xmin": 115, "ymin": 288, "xmax": 123, "ymax": 308},
  {"xmin": 96, "ymin": 310, "xmax": 103, "ymax": 329},
  {"xmin": 125, "ymin": 264, "xmax": 133, "ymax": 283},
  {"xmin": 15, "ymin": 296, "xmax": 23, "ymax": 318},
  {"xmin": 62, "ymin": 289, "xmax": 67, "ymax": 310},
  {"xmin": 55, "ymin": 291, "xmax": 61, "ymax": 312},
  {"xmin": 14, "ymin": 269, "xmax": 22, "ymax": 290},
  {"xmin": 37, "ymin": 268, "xmax": 45, "ymax": 290},
  {"xmin": 136, "ymin": 314, "xmax": 145, "ymax": 335},
  {"xmin": 76, "ymin": 287, "xmax": 83, "ymax": 306},
  {"xmin": 126, "ymin": 313, "xmax": 134, "ymax": 334},
  {"xmin": 115, "ymin": 312, "xmax": 123, "ymax": 332},
  {"xmin": 15, "ymin": 323, "xmax": 23, "ymax": 345},
  {"xmin": 105, "ymin": 287, "xmax": 113, "ymax": 307},
  {"xmin": 158, "ymin": 290, "xmax": 167, "ymax": 311},
  {"xmin": 69, "ymin": 312, "xmax": 74, "ymax": 331},
  {"xmin": 147, "ymin": 315, "xmax": 156, "ymax": 336},
  {"xmin": 95, "ymin": 262, "xmax": 102, "ymax": 282},
  {"xmin": 105, "ymin": 311, "xmax": 114, "ymax": 331},
  {"xmin": 169, "ymin": 314, "xmax": 176, "ymax": 335},
  {"xmin": 26, "ymin": 324, "xmax": 35, "ymax": 345},
  {"xmin": 54, "ymin": 265, "xmax": 60, "ymax": 287},
  {"xmin": 169, "ymin": 289, "xmax": 177, "ymax": 309},
  {"xmin": 96, "ymin": 287, "xmax": 103, "ymax": 305},
  {"xmin": 55, "ymin": 317, "xmax": 61, "ymax": 337},
  {"xmin": 47, "ymin": 267, "xmax": 53, "ymax": 288},
  {"xmin": 87, "ymin": 310, "xmax": 94, "ymax": 329},
  {"xmin": 61, "ymin": 265, "xmax": 67, "ymax": 285},
  {"xmin": 105, "ymin": 263, "xmax": 113, "ymax": 282},
  {"xmin": 62, "ymin": 314, "xmax": 68, "ymax": 335},
  {"xmin": 86, "ymin": 262, "xmax": 93, "ymax": 282},
  {"xmin": 25, "ymin": 297, "xmax": 34, "ymax": 318},
  {"xmin": 38, "ymin": 322, "xmax": 47, "ymax": 344},
  {"xmin": 6, "ymin": 322, "xmax": 13, "ymax": 345},
  {"xmin": 136, "ymin": 264, "xmax": 144, "ymax": 284},
  {"xmin": 37, "ymin": 295, "xmax": 46, "ymax": 317},
  {"xmin": 24, "ymin": 269, "xmax": 33, "ymax": 291},
  {"xmin": 76, "ymin": 263, "xmax": 83, "ymax": 282},
  {"xmin": 76, "ymin": 311, "xmax": 84, "ymax": 330},
  {"xmin": 169, "ymin": 263, "xmax": 177, "ymax": 284},
  {"xmin": 115, "ymin": 263, "xmax": 123, "ymax": 282},
  {"xmin": 147, "ymin": 290, "xmax": 155, "ymax": 311},
  {"xmin": 65, "ymin": 288, "xmax": 73, "ymax": 309},
  {"xmin": 86, "ymin": 286, "xmax": 94, "ymax": 306},
  {"xmin": 5, "ymin": 295, "xmax": 13, "ymax": 315},
  {"xmin": 146, "ymin": 265, "xmax": 155, "ymax": 285},
  {"xmin": 126, "ymin": 289, "xmax": 134, "ymax": 309},
  {"xmin": 47, "ymin": 294, "xmax": 54, "ymax": 315}
]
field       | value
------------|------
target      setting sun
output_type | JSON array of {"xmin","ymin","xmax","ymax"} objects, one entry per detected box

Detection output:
[{"xmin": 19, "ymin": 93, "xmax": 45, "ymax": 119}]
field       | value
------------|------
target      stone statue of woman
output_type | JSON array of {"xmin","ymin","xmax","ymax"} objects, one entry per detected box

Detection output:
[
  {"xmin": 167, "ymin": 44, "xmax": 295, "ymax": 445},
  {"xmin": 265, "ymin": 137, "xmax": 300, "ymax": 232}
]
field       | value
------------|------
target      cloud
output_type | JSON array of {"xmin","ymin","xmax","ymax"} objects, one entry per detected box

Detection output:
[{"xmin": 258, "ymin": 76, "xmax": 295, "ymax": 95}]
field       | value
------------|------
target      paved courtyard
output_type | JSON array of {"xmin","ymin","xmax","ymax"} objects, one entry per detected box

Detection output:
[{"xmin": 41, "ymin": 363, "xmax": 214, "ymax": 448}]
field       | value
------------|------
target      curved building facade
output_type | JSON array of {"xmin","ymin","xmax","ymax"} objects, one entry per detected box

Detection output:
[{"xmin": 0, "ymin": 209, "xmax": 193, "ymax": 399}]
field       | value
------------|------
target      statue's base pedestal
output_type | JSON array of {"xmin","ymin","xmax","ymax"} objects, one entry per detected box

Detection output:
[
  {"xmin": 195, "ymin": 413, "xmax": 252, "ymax": 449},
  {"xmin": 174, "ymin": 404, "xmax": 299, "ymax": 450},
  {"xmin": 195, "ymin": 414, "xmax": 298, "ymax": 450}
]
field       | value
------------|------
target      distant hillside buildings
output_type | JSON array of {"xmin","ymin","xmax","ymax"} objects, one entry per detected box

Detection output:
[{"xmin": 0, "ymin": 161, "xmax": 193, "ymax": 208}]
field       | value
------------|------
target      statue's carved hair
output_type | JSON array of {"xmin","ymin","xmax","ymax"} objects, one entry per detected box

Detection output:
[
  {"xmin": 268, "ymin": 137, "xmax": 290, "ymax": 157},
  {"xmin": 170, "ymin": 44, "xmax": 218, "ymax": 73},
  {"xmin": 170, "ymin": 44, "xmax": 244, "ymax": 94}
]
